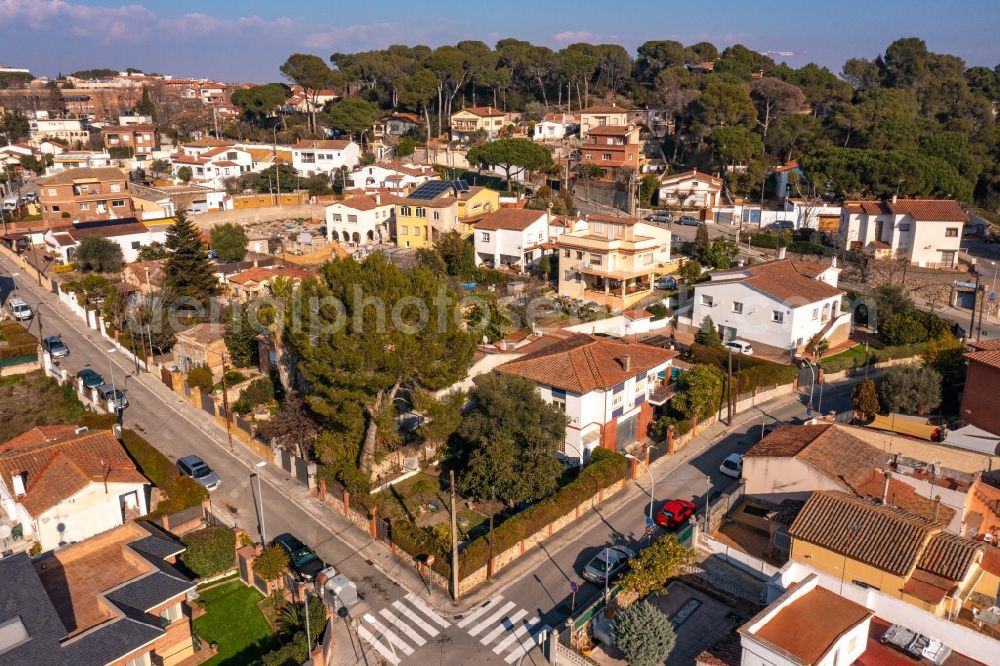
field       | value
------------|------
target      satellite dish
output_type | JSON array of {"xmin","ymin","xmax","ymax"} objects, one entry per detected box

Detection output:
[{"xmin": 0, "ymin": 525, "xmax": 11, "ymax": 540}]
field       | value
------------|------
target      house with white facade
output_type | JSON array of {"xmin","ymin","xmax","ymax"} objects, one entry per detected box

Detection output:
[
  {"xmin": 44, "ymin": 217, "xmax": 172, "ymax": 263},
  {"xmin": 0, "ymin": 426, "xmax": 149, "ymax": 550},
  {"xmin": 497, "ymin": 331, "xmax": 678, "ymax": 464},
  {"xmin": 28, "ymin": 118, "xmax": 89, "ymax": 146},
  {"xmin": 291, "ymin": 139, "xmax": 360, "ymax": 176},
  {"xmin": 325, "ymin": 192, "xmax": 396, "ymax": 245},
  {"xmin": 658, "ymin": 169, "xmax": 723, "ymax": 209},
  {"xmin": 840, "ymin": 198, "xmax": 967, "ymax": 269},
  {"xmin": 473, "ymin": 208, "xmax": 552, "ymax": 270},
  {"xmin": 688, "ymin": 253, "xmax": 848, "ymax": 356},
  {"xmin": 783, "ymin": 198, "xmax": 843, "ymax": 233},
  {"xmin": 171, "ymin": 145, "xmax": 254, "ymax": 189},
  {"xmin": 347, "ymin": 161, "xmax": 436, "ymax": 192},
  {"xmin": 48, "ymin": 150, "xmax": 114, "ymax": 173},
  {"xmin": 533, "ymin": 113, "xmax": 577, "ymax": 142}
]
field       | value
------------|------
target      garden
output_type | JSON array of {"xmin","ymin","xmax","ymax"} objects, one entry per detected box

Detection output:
[{"xmin": 193, "ymin": 580, "xmax": 280, "ymax": 666}]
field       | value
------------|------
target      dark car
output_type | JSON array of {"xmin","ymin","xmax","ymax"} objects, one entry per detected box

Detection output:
[
  {"xmin": 76, "ymin": 368, "xmax": 104, "ymax": 389},
  {"xmin": 654, "ymin": 498, "xmax": 697, "ymax": 529},
  {"xmin": 582, "ymin": 545, "xmax": 635, "ymax": 584},
  {"xmin": 676, "ymin": 215, "xmax": 700, "ymax": 226},
  {"xmin": 177, "ymin": 454, "xmax": 222, "ymax": 491},
  {"xmin": 766, "ymin": 220, "xmax": 795, "ymax": 231},
  {"xmin": 43, "ymin": 335, "xmax": 69, "ymax": 358},
  {"xmin": 97, "ymin": 384, "xmax": 128, "ymax": 410},
  {"xmin": 645, "ymin": 212, "xmax": 672, "ymax": 223},
  {"xmin": 272, "ymin": 533, "xmax": 326, "ymax": 582}
]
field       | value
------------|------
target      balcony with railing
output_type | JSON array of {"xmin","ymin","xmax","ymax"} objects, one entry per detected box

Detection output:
[{"xmin": 577, "ymin": 261, "xmax": 661, "ymax": 280}]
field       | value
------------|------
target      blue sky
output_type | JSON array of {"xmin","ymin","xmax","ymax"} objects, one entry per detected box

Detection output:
[{"xmin": 2, "ymin": 0, "xmax": 998, "ymax": 82}]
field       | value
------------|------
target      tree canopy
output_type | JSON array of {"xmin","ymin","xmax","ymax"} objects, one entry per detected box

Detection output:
[
  {"xmin": 467, "ymin": 138, "xmax": 554, "ymax": 187},
  {"xmin": 612, "ymin": 601, "xmax": 678, "ymax": 666},
  {"xmin": 209, "ymin": 223, "xmax": 248, "ymax": 263},
  {"xmin": 163, "ymin": 212, "xmax": 220, "ymax": 307},
  {"xmin": 74, "ymin": 237, "xmax": 124, "ymax": 273}
]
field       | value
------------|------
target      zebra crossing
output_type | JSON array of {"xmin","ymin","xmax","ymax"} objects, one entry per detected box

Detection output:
[
  {"xmin": 456, "ymin": 594, "xmax": 551, "ymax": 663},
  {"xmin": 356, "ymin": 593, "xmax": 550, "ymax": 665}
]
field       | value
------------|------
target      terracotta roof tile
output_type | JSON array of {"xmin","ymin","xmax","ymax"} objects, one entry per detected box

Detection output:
[
  {"xmin": 587, "ymin": 125, "xmax": 633, "ymax": 136},
  {"xmin": 292, "ymin": 139, "xmax": 352, "ymax": 150},
  {"xmin": 176, "ymin": 322, "xmax": 225, "ymax": 345},
  {"xmin": 458, "ymin": 106, "xmax": 506, "ymax": 117},
  {"xmin": 38, "ymin": 166, "xmax": 126, "ymax": 186},
  {"xmin": 901, "ymin": 568, "xmax": 954, "ymax": 604},
  {"xmin": 696, "ymin": 631, "xmax": 741, "ymax": 666},
  {"xmin": 0, "ymin": 429, "xmax": 147, "ymax": 515},
  {"xmin": 844, "ymin": 199, "xmax": 966, "ymax": 222},
  {"xmin": 916, "ymin": 532, "xmax": 982, "ymax": 580},
  {"xmin": 497, "ymin": 333, "xmax": 677, "ymax": 393},
  {"xmin": 708, "ymin": 259, "xmax": 842, "ymax": 306},
  {"xmin": 228, "ymin": 265, "xmax": 311, "ymax": 285},
  {"xmin": 328, "ymin": 193, "xmax": 393, "ymax": 212},
  {"xmin": 659, "ymin": 169, "xmax": 723, "ymax": 188},
  {"xmin": 789, "ymin": 491, "xmax": 938, "ymax": 576},
  {"xmin": 475, "ymin": 208, "xmax": 546, "ymax": 232},
  {"xmin": 965, "ymin": 349, "xmax": 1000, "ymax": 370}
]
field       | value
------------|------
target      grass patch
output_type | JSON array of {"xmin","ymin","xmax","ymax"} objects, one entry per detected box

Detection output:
[
  {"xmin": 193, "ymin": 581, "xmax": 280, "ymax": 666},
  {"xmin": 0, "ymin": 372, "xmax": 91, "ymax": 441}
]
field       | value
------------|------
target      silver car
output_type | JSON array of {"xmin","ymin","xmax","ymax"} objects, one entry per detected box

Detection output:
[
  {"xmin": 177, "ymin": 454, "xmax": 222, "ymax": 491},
  {"xmin": 582, "ymin": 545, "xmax": 635, "ymax": 584}
]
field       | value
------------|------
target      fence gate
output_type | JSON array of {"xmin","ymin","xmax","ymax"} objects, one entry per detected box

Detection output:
[{"xmin": 160, "ymin": 366, "xmax": 174, "ymax": 390}]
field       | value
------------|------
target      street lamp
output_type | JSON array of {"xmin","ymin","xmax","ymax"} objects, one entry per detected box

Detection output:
[
  {"xmin": 105, "ymin": 347, "xmax": 122, "ymax": 420},
  {"xmin": 9, "ymin": 271, "xmax": 20, "ymax": 301},
  {"xmin": 250, "ymin": 460, "xmax": 268, "ymax": 543},
  {"xmin": 624, "ymin": 453, "xmax": 655, "ymax": 523},
  {"xmin": 802, "ymin": 359, "xmax": 817, "ymax": 417}
]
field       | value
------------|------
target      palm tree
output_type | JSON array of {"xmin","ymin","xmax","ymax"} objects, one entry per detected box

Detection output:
[{"xmin": 806, "ymin": 333, "xmax": 830, "ymax": 360}]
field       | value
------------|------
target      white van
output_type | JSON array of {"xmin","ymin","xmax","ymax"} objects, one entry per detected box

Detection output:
[
  {"xmin": 7, "ymin": 298, "xmax": 32, "ymax": 321},
  {"xmin": 2, "ymin": 195, "xmax": 18, "ymax": 211}
]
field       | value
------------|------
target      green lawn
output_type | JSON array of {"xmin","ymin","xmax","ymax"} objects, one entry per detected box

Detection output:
[{"xmin": 193, "ymin": 581, "xmax": 280, "ymax": 666}]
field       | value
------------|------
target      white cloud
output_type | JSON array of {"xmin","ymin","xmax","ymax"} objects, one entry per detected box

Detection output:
[
  {"xmin": 302, "ymin": 22, "xmax": 402, "ymax": 51},
  {"xmin": 552, "ymin": 30, "xmax": 599, "ymax": 44}
]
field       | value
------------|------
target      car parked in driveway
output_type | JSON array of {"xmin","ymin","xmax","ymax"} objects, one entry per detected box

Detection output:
[
  {"xmin": 654, "ymin": 276, "xmax": 677, "ymax": 290},
  {"xmin": 720, "ymin": 453, "xmax": 743, "ymax": 479},
  {"xmin": 655, "ymin": 498, "xmax": 697, "ymax": 529},
  {"xmin": 177, "ymin": 454, "xmax": 221, "ymax": 491},
  {"xmin": 272, "ymin": 533, "xmax": 326, "ymax": 582},
  {"xmin": 582, "ymin": 545, "xmax": 635, "ymax": 584},
  {"xmin": 722, "ymin": 340, "xmax": 754, "ymax": 355},
  {"xmin": 645, "ymin": 212, "xmax": 672, "ymax": 223},
  {"xmin": 76, "ymin": 368, "xmax": 104, "ymax": 389},
  {"xmin": 676, "ymin": 215, "xmax": 700, "ymax": 226},
  {"xmin": 43, "ymin": 335, "xmax": 69, "ymax": 358}
]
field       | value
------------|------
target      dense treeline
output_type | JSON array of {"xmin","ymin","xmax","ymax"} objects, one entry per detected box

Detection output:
[{"xmin": 258, "ymin": 37, "xmax": 1000, "ymax": 203}]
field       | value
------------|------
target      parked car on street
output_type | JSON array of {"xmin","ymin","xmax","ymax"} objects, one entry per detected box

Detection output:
[
  {"xmin": 676, "ymin": 215, "xmax": 700, "ymax": 226},
  {"xmin": 654, "ymin": 498, "xmax": 696, "ymax": 529},
  {"xmin": 273, "ymin": 533, "xmax": 326, "ymax": 582},
  {"xmin": 177, "ymin": 454, "xmax": 222, "ymax": 491},
  {"xmin": 43, "ymin": 335, "xmax": 69, "ymax": 358},
  {"xmin": 97, "ymin": 384, "xmax": 128, "ymax": 410},
  {"xmin": 654, "ymin": 276, "xmax": 677, "ymax": 290},
  {"xmin": 582, "ymin": 545, "xmax": 635, "ymax": 584},
  {"xmin": 6, "ymin": 297, "xmax": 32, "ymax": 321},
  {"xmin": 722, "ymin": 340, "xmax": 754, "ymax": 355},
  {"xmin": 720, "ymin": 453, "xmax": 743, "ymax": 479},
  {"xmin": 766, "ymin": 220, "xmax": 795, "ymax": 231},
  {"xmin": 76, "ymin": 368, "xmax": 104, "ymax": 389},
  {"xmin": 645, "ymin": 212, "xmax": 672, "ymax": 223}
]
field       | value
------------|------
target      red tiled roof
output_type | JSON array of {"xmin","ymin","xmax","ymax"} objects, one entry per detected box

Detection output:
[
  {"xmin": 587, "ymin": 125, "xmax": 633, "ymax": 136},
  {"xmin": 773, "ymin": 160, "xmax": 799, "ymax": 173},
  {"xmin": 580, "ymin": 105, "xmax": 627, "ymax": 114},
  {"xmin": 497, "ymin": 333, "xmax": 677, "ymax": 393},
  {"xmin": 709, "ymin": 259, "xmax": 842, "ymax": 306},
  {"xmin": 586, "ymin": 213, "xmax": 641, "ymax": 225},
  {"xmin": 328, "ymin": 193, "xmax": 394, "ymax": 212},
  {"xmin": 212, "ymin": 160, "xmax": 239, "ymax": 167},
  {"xmin": 475, "ymin": 208, "xmax": 546, "ymax": 232},
  {"xmin": 659, "ymin": 169, "xmax": 724, "ymax": 188},
  {"xmin": 0, "ymin": 428, "xmax": 147, "ymax": 515},
  {"xmin": 457, "ymin": 106, "xmax": 506, "ymax": 118},
  {"xmin": 965, "ymin": 348, "xmax": 1000, "ymax": 370},
  {"xmin": 228, "ymin": 265, "xmax": 311, "ymax": 286},
  {"xmin": 844, "ymin": 199, "xmax": 967, "ymax": 222},
  {"xmin": 292, "ymin": 139, "xmax": 352, "ymax": 150},
  {"xmin": 623, "ymin": 309, "xmax": 652, "ymax": 320}
]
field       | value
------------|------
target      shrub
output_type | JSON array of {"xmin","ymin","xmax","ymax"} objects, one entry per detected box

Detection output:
[
  {"xmin": 119, "ymin": 429, "xmax": 208, "ymax": 518},
  {"xmin": 391, "ymin": 520, "xmax": 451, "ymax": 579},
  {"xmin": 646, "ymin": 303, "xmax": 671, "ymax": 320},
  {"xmin": 240, "ymin": 377, "xmax": 274, "ymax": 407},
  {"xmin": 786, "ymin": 241, "xmax": 833, "ymax": 256},
  {"xmin": 258, "ymin": 632, "xmax": 308, "ymax": 666},
  {"xmin": 181, "ymin": 526, "xmax": 236, "ymax": 578},
  {"xmin": 613, "ymin": 600, "xmax": 677, "ymax": 666},
  {"xmin": 650, "ymin": 416, "xmax": 692, "ymax": 439},
  {"xmin": 53, "ymin": 263, "xmax": 75, "ymax": 273},
  {"xmin": 231, "ymin": 397, "xmax": 252, "ymax": 415},
  {"xmin": 253, "ymin": 544, "xmax": 290, "ymax": 581},
  {"xmin": 186, "ymin": 364, "xmax": 214, "ymax": 393},
  {"xmin": 0, "ymin": 321, "xmax": 38, "ymax": 361}
]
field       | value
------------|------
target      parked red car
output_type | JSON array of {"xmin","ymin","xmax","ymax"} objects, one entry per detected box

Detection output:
[{"xmin": 654, "ymin": 498, "xmax": 697, "ymax": 529}]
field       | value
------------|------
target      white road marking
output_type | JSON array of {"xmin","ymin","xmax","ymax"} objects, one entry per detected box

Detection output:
[
  {"xmin": 379, "ymin": 608, "xmax": 426, "ymax": 646},
  {"xmin": 405, "ymin": 592, "xmax": 450, "ymax": 628},
  {"xmin": 503, "ymin": 621, "xmax": 550, "ymax": 663},
  {"xmin": 456, "ymin": 595, "xmax": 505, "ymax": 628},
  {"xmin": 492, "ymin": 616, "xmax": 539, "ymax": 654},
  {"xmin": 357, "ymin": 624, "xmax": 400, "ymax": 666},
  {"xmin": 468, "ymin": 601, "xmax": 517, "ymax": 637},
  {"xmin": 393, "ymin": 599, "xmax": 439, "ymax": 637},
  {"xmin": 362, "ymin": 613, "xmax": 414, "ymax": 656},
  {"xmin": 480, "ymin": 608, "xmax": 528, "ymax": 645}
]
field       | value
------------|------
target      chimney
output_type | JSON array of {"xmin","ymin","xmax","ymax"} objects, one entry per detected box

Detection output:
[
  {"xmin": 777, "ymin": 247, "xmax": 787, "ymax": 260},
  {"xmin": 932, "ymin": 495, "xmax": 941, "ymax": 523},
  {"xmin": 623, "ymin": 355, "xmax": 632, "ymax": 372},
  {"xmin": 881, "ymin": 471, "xmax": 892, "ymax": 504},
  {"xmin": 891, "ymin": 194, "xmax": 897, "ymax": 204},
  {"xmin": 11, "ymin": 472, "xmax": 26, "ymax": 497},
  {"xmin": 831, "ymin": 255, "xmax": 837, "ymax": 268},
  {"xmin": 375, "ymin": 192, "xmax": 381, "ymax": 205}
]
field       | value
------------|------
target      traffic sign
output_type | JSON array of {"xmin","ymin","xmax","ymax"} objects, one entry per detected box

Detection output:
[
  {"xmin": 645, "ymin": 517, "xmax": 655, "ymax": 528},
  {"xmin": 806, "ymin": 407, "xmax": 813, "ymax": 418},
  {"xmin": 570, "ymin": 581, "xmax": 579, "ymax": 593}
]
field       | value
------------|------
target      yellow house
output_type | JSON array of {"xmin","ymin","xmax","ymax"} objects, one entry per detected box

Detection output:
[
  {"xmin": 450, "ymin": 106, "xmax": 510, "ymax": 140},
  {"xmin": 393, "ymin": 181, "xmax": 500, "ymax": 248},
  {"xmin": 789, "ymin": 491, "xmax": 1000, "ymax": 619}
]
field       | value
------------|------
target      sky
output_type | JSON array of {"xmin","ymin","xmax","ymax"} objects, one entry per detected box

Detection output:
[{"xmin": 1, "ymin": 0, "xmax": 998, "ymax": 82}]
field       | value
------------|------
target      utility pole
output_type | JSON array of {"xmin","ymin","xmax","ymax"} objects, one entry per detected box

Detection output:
[
  {"xmin": 449, "ymin": 469, "xmax": 459, "ymax": 601},
  {"xmin": 487, "ymin": 486, "xmax": 495, "ymax": 580},
  {"xmin": 970, "ymin": 273, "xmax": 981, "ymax": 342},
  {"xmin": 977, "ymin": 281, "xmax": 986, "ymax": 341},
  {"xmin": 727, "ymin": 346, "xmax": 734, "ymax": 425}
]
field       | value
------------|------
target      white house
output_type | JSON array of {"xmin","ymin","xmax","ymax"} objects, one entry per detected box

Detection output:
[
  {"xmin": 533, "ymin": 113, "xmax": 577, "ymax": 142},
  {"xmin": 783, "ymin": 198, "xmax": 843, "ymax": 233},
  {"xmin": 840, "ymin": 198, "xmax": 967, "ymax": 269},
  {"xmin": 48, "ymin": 150, "xmax": 114, "ymax": 173},
  {"xmin": 658, "ymin": 169, "xmax": 723, "ymax": 209},
  {"xmin": 0, "ymin": 426, "xmax": 149, "ymax": 550},
  {"xmin": 688, "ymin": 253, "xmax": 848, "ymax": 356},
  {"xmin": 28, "ymin": 118, "xmax": 89, "ymax": 146},
  {"xmin": 347, "ymin": 161, "xmax": 436, "ymax": 192},
  {"xmin": 291, "ymin": 139, "xmax": 360, "ymax": 177},
  {"xmin": 44, "ymin": 217, "xmax": 172, "ymax": 263},
  {"xmin": 497, "ymin": 331, "xmax": 678, "ymax": 464},
  {"xmin": 324, "ymin": 192, "xmax": 395, "ymax": 245},
  {"xmin": 171, "ymin": 146, "xmax": 254, "ymax": 189},
  {"xmin": 473, "ymin": 208, "xmax": 552, "ymax": 270},
  {"xmin": 738, "ymin": 574, "xmax": 873, "ymax": 666}
]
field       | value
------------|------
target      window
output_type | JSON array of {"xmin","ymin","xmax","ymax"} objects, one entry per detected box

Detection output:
[
  {"xmin": 131, "ymin": 241, "xmax": 141, "ymax": 250},
  {"xmin": 399, "ymin": 206, "xmax": 411, "ymax": 216},
  {"xmin": 563, "ymin": 249, "xmax": 570, "ymax": 258},
  {"xmin": 642, "ymin": 253, "xmax": 653, "ymax": 265},
  {"xmin": 400, "ymin": 225, "xmax": 409, "ymax": 235},
  {"xmin": 812, "ymin": 308, "xmax": 819, "ymax": 320},
  {"xmin": 347, "ymin": 214, "xmax": 357, "ymax": 223},
  {"xmin": 945, "ymin": 227, "xmax": 959, "ymax": 237},
  {"xmin": 772, "ymin": 310, "xmax": 785, "ymax": 324},
  {"xmin": 481, "ymin": 232, "xmax": 491, "ymax": 242},
  {"xmin": 331, "ymin": 213, "xmax": 342, "ymax": 222},
  {"xmin": 160, "ymin": 602, "xmax": 183, "ymax": 624},
  {"xmin": 551, "ymin": 395, "xmax": 566, "ymax": 412},
  {"xmin": 51, "ymin": 205, "xmax": 60, "ymax": 212},
  {"xmin": 576, "ymin": 251, "xmax": 584, "ymax": 260},
  {"xmin": 898, "ymin": 223, "xmax": 910, "ymax": 232},
  {"xmin": 433, "ymin": 211, "xmax": 440, "ymax": 220},
  {"xmin": 415, "ymin": 207, "xmax": 426, "ymax": 217},
  {"xmin": 602, "ymin": 153, "xmax": 612, "ymax": 161},
  {"xmin": 590, "ymin": 254, "xmax": 603, "ymax": 266},
  {"xmin": 611, "ymin": 393, "xmax": 623, "ymax": 407},
  {"xmin": 110, "ymin": 183, "xmax": 121, "ymax": 192},
  {"xmin": 732, "ymin": 301, "xmax": 743, "ymax": 314},
  {"xmin": 701, "ymin": 294, "xmax": 714, "ymax": 307},
  {"xmin": 48, "ymin": 188, "xmax": 56, "ymax": 196},
  {"xmin": 124, "ymin": 653, "xmax": 152, "ymax": 666},
  {"xmin": 78, "ymin": 203, "xmax": 89, "ymax": 211},
  {"xmin": 112, "ymin": 199, "xmax": 125, "ymax": 207}
]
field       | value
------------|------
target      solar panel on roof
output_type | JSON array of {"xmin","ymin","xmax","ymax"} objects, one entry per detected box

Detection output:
[
  {"xmin": 409, "ymin": 180, "xmax": 451, "ymax": 199},
  {"xmin": 452, "ymin": 180, "xmax": 470, "ymax": 192}
]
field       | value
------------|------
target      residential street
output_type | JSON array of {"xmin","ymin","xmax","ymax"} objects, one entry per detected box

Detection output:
[{"xmin": 1, "ymin": 251, "xmax": 856, "ymax": 666}]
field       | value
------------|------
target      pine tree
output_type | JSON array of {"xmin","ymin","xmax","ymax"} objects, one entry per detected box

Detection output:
[
  {"xmin": 695, "ymin": 221, "xmax": 710, "ymax": 256},
  {"xmin": 136, "ymin": 85, "xmax": 154, "ymax": 118},
  {"xmin": 695, "ymin": 315, "xmax": 722, "ymax": 347},
  {"xmin": 612, "ymin": 601, "xmax": 677, "ymax": 666},
  {"xmin": 163, "ymin": 211, "xmax": 219, "ymax": 307}
]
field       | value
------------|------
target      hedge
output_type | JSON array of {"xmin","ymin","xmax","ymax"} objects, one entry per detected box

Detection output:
[
  {"xmin": 820, "ymin": 342, "xmax": 929, "ymax": 374},
  {"xmin": 53, "ymin": 263, "xmax": 75, "ymax": 273},
  {"xmin": 119, "ymin": 429, "xmax": 209, "ymax": 519},
  {"xmin": 457, "ymin": 452, "xmax": 628, "ymax": 576},
  {"xmin": 181, "ymin": 526, "xmax": 236, "ymax": 578},
  {"xmin": 0, "ymin": 320, "xmax": 37, "ymax": 361},
  {"xmin": 391, "ymin": 519, "xmax": 452, "ymax": 579}
]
